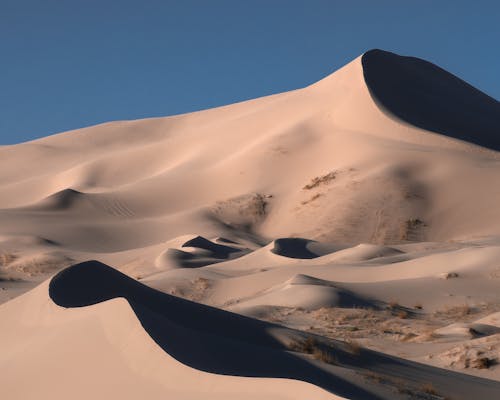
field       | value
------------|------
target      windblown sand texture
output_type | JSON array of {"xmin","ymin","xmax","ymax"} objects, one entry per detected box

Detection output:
[{"xmin": 1, "ymin": 49, "xmax": 500, "ymax": 399}]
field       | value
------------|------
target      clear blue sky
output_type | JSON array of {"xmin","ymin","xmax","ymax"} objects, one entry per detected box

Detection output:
[{"xmin": 1, "ymin": 0, "xmax": 499, "ymax": 144}]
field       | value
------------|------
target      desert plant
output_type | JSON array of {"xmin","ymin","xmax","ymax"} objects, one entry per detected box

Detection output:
[
  {"xmin": 288, "ymin": 337, "xmax": 336, "ymax": 364},
  {"xmin": 345, "ymin": 339, "xmax": 361, "ymax": 355},
  {"xmin": 303, "ymin": 171, "xmax": 336, "ymax": 190},
  {"xmin": 421, "ymin": 383, "xmax": 438, "ymax": 395},
  {"xmin": 0, "ymin": 252, "xmax": 16, "ymax": 266},
  {"xmin": 472, "ymin": 357, "xmax": 496, "ymax": 369},
  {"xmin": 312, "ymin": 348, "xmax": 335, "ymax": 364}
]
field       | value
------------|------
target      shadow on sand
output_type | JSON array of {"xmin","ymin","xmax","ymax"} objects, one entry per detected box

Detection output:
[
  {"xmin": 50, "ymin": 261, "xmax": 500, "ymax": 400},
  {"xmin": 362, "ymin": 49, "xmax": 500, "ymax": 151}
]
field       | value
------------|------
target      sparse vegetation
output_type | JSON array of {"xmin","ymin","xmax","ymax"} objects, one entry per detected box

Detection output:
[
  {"xmin": 287, "ymin": 337, "xmax": 336, "ymax": 364},
  {"xmin": 211, "ymin": 193, "xmax": 269, "ymax": 227},
  {"xmin": 387, "ymin": 300, "xmax": 400, "ymax": 309},
  {"xmin": 312, "ymin": 347, "xmax": 335, "ymax": 364},
  {"xmin": 301, "ymin": 193, "xmax": 322, "ymax": 205},
  {"xmin": 472, "ymin": 357, "xmax": 496, "ymax": 369},
  {"xmin": 421, "ymin": 383, "xmax": 438, "ymax": 395},
  {"xmin": 441, "ymin": 272, "xmax": 459, "ymax": 279},
  {"xmin": 407, "ymin": 218, "xmax": 425, "ymax": 228},
  {"xmin": 303, "ymin": 171, "xmax": 336, "ymax": 190},
  {"xmin": 0, "ymin": 252, "xmax": 17, "ymax": 266},
  {"xmin": 345, "ymin": 338, "xmax": 361, "ymax": 355},
  {"xmin": 364, "ymin": 372, "xmax": 447, "ymax": 399},
  {"xmin": 401, "ymin": 217, "xmax": 427, "ymax": 241},
  {"xmin": 434, "ymin": 304, "xmax": 473, "ymax": 320}
]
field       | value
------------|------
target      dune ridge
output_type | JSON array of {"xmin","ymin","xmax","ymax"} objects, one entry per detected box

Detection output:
[{"xmin": 1, "ymin": 49, "xmax": 500, "ymax": 399}]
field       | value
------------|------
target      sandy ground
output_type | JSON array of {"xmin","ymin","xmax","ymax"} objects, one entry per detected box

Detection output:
[{"xmin": 1, "ymin": 49, "xmax": 500, "ymax": 399}]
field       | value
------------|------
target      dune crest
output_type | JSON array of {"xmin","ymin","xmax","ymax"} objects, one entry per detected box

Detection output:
[{"xmin": 2, "ymin": 49, "xmax": 500, "ymax": 399}]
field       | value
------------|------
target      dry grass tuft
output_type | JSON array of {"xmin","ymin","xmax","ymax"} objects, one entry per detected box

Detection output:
[
  {"xmin": 364, "ymin": 372, "xmax": 446, "ymax": 399},
  {"xmin": 288, "ymin": 337, "xmax": 336, "ymax": 364},
  {"xmin": 0, "ymin": 252, "xmax": 17, "ymax": 266},
  {"xmin": 421, "ymin": 383, "xmax": 438, "ymax": 395},
  {"xmin": 301, "ymin": 193, "xmax": 322, "ymax": 205},
  {"xmin": 303, "ymin": 171, "xmax": 336, "ymax": 190},
  {"xmin": 312, "ymin": 348, "xmax": 335, "ymax": 364},
  {"xmin": 434, "ymin": 304, "xmax": 474, "ymax": 320},
  {"xmin": 387, "ymin": 300, "xmax": 400, "ymax": 309},
  {"xmin": 472, "ymin": 357, "xmax": 496, "ymax": 369},
  {"xmin": 345, "ymin": 339, "xmax": 361, "ymax": 355}
]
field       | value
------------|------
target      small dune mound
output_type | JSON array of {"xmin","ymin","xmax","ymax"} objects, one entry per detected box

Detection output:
[
  {"xmin": 271, "ymin": 238, "xmax": 340, "ymax": 259},
  {"xmin": 31, "ymin": 188, "xmax": 85, "ymax": 211},
  {"xmin": 230, "ymin": 274, "xmax": 377, "ymax": 313},
  {"xmin": 155, "ymin": 248, "xmax": 218, "ymax": 269},
  {"xmin": 286, "ymin": 274, "xmax": 330, "ymax": 286},
  {"xmin": 155, "ymin": 235, "xmax": 249, "ymax": 269},
  {"xmin": 182, "ymin": 235, "xmax": 242, "ymax": 258},
  {"xmin": 433, "ymin": 323, "xmax": 500, "ymax": 340},
  {"xmin": 319, "ymin": 243, "xmax": 403, "ymax": 264},
  {"xmin": 362, "ymin": 49, "xmax": 500, "ymax": 151}
]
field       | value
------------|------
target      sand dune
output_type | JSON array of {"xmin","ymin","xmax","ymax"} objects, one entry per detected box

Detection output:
[
  {"xmin": 363, "ymin": 49, "xmax": 500, "ymax": 151},
  {"xmin": 1, "ymin": 49, "xmax": 500, "ymax": 398}
]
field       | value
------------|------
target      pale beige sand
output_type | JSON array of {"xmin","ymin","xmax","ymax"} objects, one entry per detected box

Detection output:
[
  {"xmin": 1, "ymin": 49, "xmax": 500, "ymax": 399},
  {"xmin": 0, "ymin": 281, "xmax": 339, "ymax": 400}
]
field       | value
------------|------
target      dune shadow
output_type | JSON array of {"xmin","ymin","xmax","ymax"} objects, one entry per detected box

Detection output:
[
  {"xmin": 362, "ymin": 49, "xmax": 500, "ymax": 151},
  {"xmin": 272, "ymin": 238, "xmax": 340, "ymax": 259},
  {"xmin": 49, "ymin": 260, "xmax": 382, "ymax": 400},
  {"xmin": 49, "ymin": 261, "xmax": 500, "ymax": 400}
]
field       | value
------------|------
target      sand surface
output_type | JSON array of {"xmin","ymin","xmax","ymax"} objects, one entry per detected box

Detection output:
[{"xmin": 1, "ymin": 49, "xmax": 500, "ymax": 399}]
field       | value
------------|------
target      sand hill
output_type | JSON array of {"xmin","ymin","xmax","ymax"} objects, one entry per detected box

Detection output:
[{"xmin": 1, "ymin": 49, "xmax": 500, "ymax": 399}]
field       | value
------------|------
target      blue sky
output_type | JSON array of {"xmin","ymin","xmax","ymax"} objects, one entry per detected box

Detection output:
[{"xmin": 1, "ymin": 0, "xmax": 498, "ymax": 144}]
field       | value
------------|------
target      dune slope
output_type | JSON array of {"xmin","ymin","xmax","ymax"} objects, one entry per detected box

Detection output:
[{"xmin": 1, "ymin": 49, "xmax": 500, "ymax": 399}]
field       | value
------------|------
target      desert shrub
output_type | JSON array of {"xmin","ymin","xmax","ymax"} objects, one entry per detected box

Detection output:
[
  {"xmin": 303, "ymin": 171, "xmax": 336, "ymax": 190},
  {"xmin": 288, "ymin": 337, "xmax": 336, "ymax": 364},
  {"xmin": 472, "ymin": 357, "xmax": 496, "ymax": 369},
  {"xmin": 0, "ymin": 253, "xmax": 17, "ymax": 266}
]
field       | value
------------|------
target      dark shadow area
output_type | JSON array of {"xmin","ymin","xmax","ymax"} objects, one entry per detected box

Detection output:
[
  {"xmin": 182, "ymin": 235, "xmax": 244, "ymax": 258},
  {"xmin": 362, "ymin": 49, "xmax": 500, "ymax": 151},
  {"xmin": 49, "ymin": 260, "xmax": 382, "ymax": 399},
  {"xmin": 161, "ymin": 236, "xmax": 249, "ymax": 268},
  {"xmin": 49, "ymin": 261, "xmax": 500, "ymax": 400},
  {"xmin": 272, "ymin": 238, "xmax": 341, "ymax": 259}
]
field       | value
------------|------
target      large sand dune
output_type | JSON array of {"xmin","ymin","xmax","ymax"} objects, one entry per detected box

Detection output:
[{"xmin": 1, "ymin": 49, "xmax": 500, "ymax": 399}]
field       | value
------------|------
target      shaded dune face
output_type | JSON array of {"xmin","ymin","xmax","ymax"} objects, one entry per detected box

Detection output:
[
  {"xmin": 271, "ymin": 238, "xmax": 341, "ymax": 259},
  {"xmin": 48, "ymin": 261, "xmax": 379, "ymax": 400},
  {"xmin": 362, "ymin": 49, "xmax": 500, "ymax": 151},
  {"xmin": 47, "ymin": 262, "xmax": 500, "ymax": 400}
]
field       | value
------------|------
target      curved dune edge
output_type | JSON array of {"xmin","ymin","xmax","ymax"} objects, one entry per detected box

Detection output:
[
  {"xmin": 361, "ymin": 49, "xmax": 500, "ymax": 151},
  {"xmin": 48, "ymin": 261, "xmax": 372, "ymax": 398},
  {"xmin": 0, "ymin": 264, "xmax": 342, "ymax": 400}
]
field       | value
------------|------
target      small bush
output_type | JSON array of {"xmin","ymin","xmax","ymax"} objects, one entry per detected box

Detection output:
[
  {"xmin": 303, "ymin": 171, "xmax": 336, "ymax": 190},
  {"xmin": 345, "ymin": 339, "xmax": 361, "ymax": 355},
  {"xmin": 0, "ymin": 253, "xmax": 17, "ymax": 266},
  {"xmin": 312, "ymin": 348, "xmax": 335, "ymax": 364},
  {"xmin": 288, "ymin": 337, "xmax": 336, "ymax": 364},
  {"xmin": 421, "ymin": 383, "xmax": 438, "ymax": 395},
  {"xmin": 473, "ymin": 357, "xmax": 496, "ymax": 369}
]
